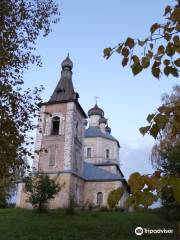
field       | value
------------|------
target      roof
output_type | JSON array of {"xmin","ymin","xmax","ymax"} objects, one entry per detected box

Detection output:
[
  {"xmin": 84, "ymin": 126, "xmax": 120, "ymax": 147},
  {"xmin": 83, "ymin": 162, "xmax": 123, "ymax": 181},
  {"xmin": 49, "ymin": 55, "xmax": 78, "ymax": 103},
  {"xmin": 88, "ymin": 104, "xmax": 104, "ymax": 117}
]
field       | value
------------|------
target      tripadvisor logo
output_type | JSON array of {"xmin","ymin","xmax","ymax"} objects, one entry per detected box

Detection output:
[
  {"xmin": 135, "ymin": 227, "xmax": 174, "ymax": 235},
  {"xmin": 135, "ymin": 227, "xmax": 143, "ymax": 236}
]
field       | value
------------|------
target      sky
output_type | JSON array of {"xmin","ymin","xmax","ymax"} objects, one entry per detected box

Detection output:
[{"xmin": 23, "ymin": 0, "xmax": 179, "ymax": 178}]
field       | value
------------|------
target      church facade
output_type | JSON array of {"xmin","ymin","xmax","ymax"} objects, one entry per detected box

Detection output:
[{"xmin": 16, "ymin": 56, "xmax": 128, "ymax": 209}]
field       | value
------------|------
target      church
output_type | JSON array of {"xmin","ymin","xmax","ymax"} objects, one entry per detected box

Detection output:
[{"xmin": 16, "ymin": 56, "xmax": 129, "ymax": 209}]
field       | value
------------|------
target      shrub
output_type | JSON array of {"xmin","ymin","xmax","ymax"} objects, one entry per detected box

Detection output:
[
  {"xmin": 107, "ymin": 187, "xmax": 124, "ymax": 209},
  {"xmin": 24, "ymin": 174, "xmax": 61, "ymax": 212}
]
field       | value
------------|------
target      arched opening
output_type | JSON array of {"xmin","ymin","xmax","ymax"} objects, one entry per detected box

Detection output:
[
  {"xmin": 106, "ymin": 149, "xmax": 110, "ymax": 159},
  {"xmin": 97, "ymin": 192, "xmax": 103, "ymax": 206},
  {"xmin": 51, "ymin": 116, "xmax": 60, "ymax": 135}
]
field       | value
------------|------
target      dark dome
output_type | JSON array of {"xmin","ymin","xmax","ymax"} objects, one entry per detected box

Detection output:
[
  {"xmin": 105, "ymin": 125, "xmax": 111, "ymax": 134},
  {"xmin": 88, "ymin": 104, "xmax": 104, "ymax": 117},
  {"xmin": 61, "ymin": 55, "xmax": 73, "ymax": 70},
  {"xmin": 99, "ymin": 117, "xmax": 107, "ymax": 124}
]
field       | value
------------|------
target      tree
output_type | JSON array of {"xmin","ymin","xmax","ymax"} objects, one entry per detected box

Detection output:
[
  {"xmin": 104, "ymin": 0, "xmax": 180, "ymax": 79},
  {"xmin": 24, "ymin": 174, "xmax": 61, "ymax": 211},
  {"xmin": 0, "ymin": 0, "xmax": 60, "ymax": 205},
  {"xmin": 103, "ymin": 1, "xmax": 180, "ymax": 209},
  {"xmin": 150, "ymin": 85, "xmax": 180, "ymax": 169}
]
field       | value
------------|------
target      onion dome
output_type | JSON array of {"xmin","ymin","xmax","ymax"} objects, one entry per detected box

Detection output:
[
  {"xmin": 61, "ymin": 54, "xmax": 73, "ymax": 70},
  {"xmin": 88, "ymin": 104, "xmax": 104, "ymax": 117},
  {"xmin": 99, "ymin": 117, "xmax": 107, "ymax": 124},
  {"xmin": 105, "ymin": 125, "xmax": 111, "ymax": 134}
]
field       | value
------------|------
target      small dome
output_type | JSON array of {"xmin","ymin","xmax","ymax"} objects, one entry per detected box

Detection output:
[
  {"xmin": 88, "ymin": 104, "xmax": 104, "ymax": 117},
  {"xmin": 105, "ymin": 125, "xmax": 111, "ymax": 134},
  {"xmin": 61, "ymin": 55, "xmax": 73, "ymax": 70},
  {"xmin": 99, "ymin": 117, "xmax": 107, "ymax": 124}
]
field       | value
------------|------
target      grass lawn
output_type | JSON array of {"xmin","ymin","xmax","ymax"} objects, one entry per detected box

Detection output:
[{"xmin": 0, "ymin": 208, "xmax": 179, "ymax": 240}]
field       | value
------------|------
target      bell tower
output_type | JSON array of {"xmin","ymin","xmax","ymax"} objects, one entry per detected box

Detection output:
[{"xmin": 33, "ymin": 55, "xmax": 87, "ymax": 177}]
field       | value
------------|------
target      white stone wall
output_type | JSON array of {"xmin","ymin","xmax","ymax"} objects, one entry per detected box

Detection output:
[
  {"xmin": 33, "ymin": 105, "xmax": 45, "ymax": 170},
  {"xmin": 84, "ymin": 137, "xmax": 119, "ymax": 164},
  {"xmin": 64, "ymin": 102, "xmax": 75, "ymax": 171}
]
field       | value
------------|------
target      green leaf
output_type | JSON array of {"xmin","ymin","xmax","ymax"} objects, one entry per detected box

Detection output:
[
  {"xmin": 154, "ymin": 114, "xmax": 168, "ymax": 130},
  {"xmin": 164, "ymin": 66, "xmax": 179, "ymax": 77},
  {"xmin": 173, "ymin": 35, "xmax": 179, "ymax": 44},
  {"xmin": 170, "ymin": 67, "xmax": 179, "ymax": 77},
  {"xmin": 158, "ymin": 106, "xmax": 171, "ymax": 113},
  {"xmin": 163, "ymin": 59, "xmax": 170, "ymax": 66},
  {"xmin": 158, "ymin": 45, "xmax": 165, "ymax": 55},
  {"xmin": 138, "ymin": 191, "xmax": 155, "ymax": 208},
  {"xmin": 151, "ymin": 67, "xmax": 160, "ymax": 79},
  {"xmin": 128, "ymin": 172, "xmax": 144, "ymax": 193},
  {"xmin": 150, "ymin": 124, "xmax": 159, "ymax": 139},
  {"xmin": 103, "ymin": 48, "xmax": 112, "ymax": 59},
  {"xmin": 166, "ymin": 43, "xmax": 175, "ymax": 56},
  {"xmin": 122, "ymin": 57, "xmax": 129, "ymax": 67},
  {"xmin": 164, "ymin": 5, "xmax": 171, "ymax": 16},
  {"xmin": 164, "ymin": 66, "xmax": 171, "ymax": 76},
  {"xmin": 174, "ymin": 58, "xmax": 180, "ymax": 67},
  {"xmin": 131, "ymin": 63, "xmax": 143, "ymax": 76},
  {"xmin": 122, "ymin": 47, "xmax": 129, "ymax": 57},
  {"xmin": 125, "ymin": 37, "xmax": 135, "ymax": 49},
  {"xmin": 141, "ymin": 57, "xmax": 150, "ymax": 68},
  {"xmin": 150, "ymin": 23, "xmax": 160, "ymax": 34},
  {"xmin": 132, "ymin": 55, "xmax": 140, "ymax": 64},
  {"xmin": 139, "ymin": 126, "xmax": 150, "ymax": 136},
  {"xmin": 170, "ymin": 7, "xmax": 180, "ymax": 22},
  {"xmin": 146, "ymin": 114, "xmax": 155, "ymax": 123}
]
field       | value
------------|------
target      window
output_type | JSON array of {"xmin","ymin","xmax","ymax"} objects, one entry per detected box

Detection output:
[
  {"xmin": 51, "ymin": 116, "xmax": 60, "ymax": 135},
  {"xmin": 97, "ymin": 192, "xmax": 103, "ymax": 206},
  {"xmin": 87, "ymin": 148, "xmax": 91, "ymax": 158},
  {"xmin": 106, "ymin": 149, "xmax": 110, "ymax": 159},
  {"xmin": 48, "ymin": 145, "xmax": 56, "ymax": 166}
]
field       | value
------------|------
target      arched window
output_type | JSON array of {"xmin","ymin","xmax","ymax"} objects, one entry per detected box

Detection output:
[
  {"xmin": 106, "ymin": 149, "xmax": 110, "ymax": 159},
  {"xmin": 97, "ymin": 192, "xmax": 103, "ymax": 206},
  {"xmin": 51, "ymin": 116, "xmax": 60, "ymax": 135}
]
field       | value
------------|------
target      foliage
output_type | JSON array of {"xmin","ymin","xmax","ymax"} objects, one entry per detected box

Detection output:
[
  {"xmin": 0, "ymin": 177, "xmax": 11, "ymax": 208},
  {"xmin": 122, "ymin": 171, "xmax": 180, "ymax": 209},
  {"xmin": 0, "ymin": 0, "xmax": 59, "ymax": 202},
  {"xmin": 107, "ymin": 187, "xmax": 124, "ymax": 209},
  {"xmin": 140, "ymin": 85, "xmax": 180, "ymax": 142},
  {"xmin": 24, "ymin": 174, "xmax": 61, "ymax": 211},
  {"xmin": 104, "ymin": 0, "xmax": 180, "ymax": 79},
  {"xmin": 104, "ymin": 0, "xmax": 180, "ymax": 210},
  {"xmin": 149, "ymin": 85, "xmax": 180, "ymax": 168},
  {"xmin": 139, "ymin": 86, "xmax": 180, "ymax": 207}
]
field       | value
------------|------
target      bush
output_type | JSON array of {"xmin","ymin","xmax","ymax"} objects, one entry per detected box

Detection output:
[
  {"xmin": 107, "ymin": 187, "xmax": 124, "ymax": 209},
  {"xmin": 24, "ymin": 174, "xmax": 60, "ymax": 212}
]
